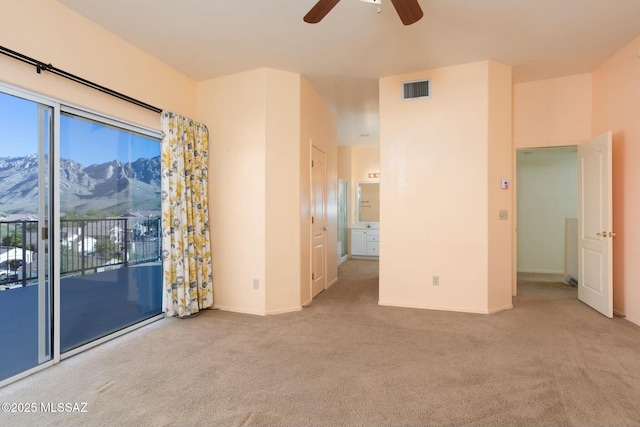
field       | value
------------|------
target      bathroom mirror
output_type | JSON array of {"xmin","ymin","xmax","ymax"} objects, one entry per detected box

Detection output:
[{"xmin": 357, "ymin": 182, "xmax": 380, "ymax": 223}]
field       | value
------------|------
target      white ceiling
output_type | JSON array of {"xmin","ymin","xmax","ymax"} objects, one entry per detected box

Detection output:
[{"xmin": 57, "ymin": 0, "xmax": 640, "ymax": 145}]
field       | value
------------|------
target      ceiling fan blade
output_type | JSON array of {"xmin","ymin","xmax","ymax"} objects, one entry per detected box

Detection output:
[
  {"xmin": 390, "ymin": 0, "xmax": 423, "ymax": 25},
  {"xmin": 304, "ymin": 0, "xmax": 342, "ymax": 23}
]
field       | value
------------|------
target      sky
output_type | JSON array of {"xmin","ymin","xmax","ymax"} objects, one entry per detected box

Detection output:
[{"xmin": 0, "ymin": 91, "xmax": 160, "ymax": 166}]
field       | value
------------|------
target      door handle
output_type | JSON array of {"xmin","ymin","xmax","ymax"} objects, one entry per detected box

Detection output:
[
  {"xmin": 323, "ymin": 226, "xmax": 327, "ymax": 231},
  {"xmin": 596, "ymin": 231, "xmax": 616, "ymax": 238}
]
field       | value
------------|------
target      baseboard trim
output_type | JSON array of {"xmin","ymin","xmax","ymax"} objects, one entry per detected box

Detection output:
[
  {"xmin": 378, "ymin": 300, "xmax": 492, "ymax": 315},
  {"xmin": 214, "ymin": 305, "xmax": 266, "ymax": 316},
  {"xmin": 327, "ymin": 277, "xmax": 338, "ymax": 289},
  {"xmin": 266, "ymin": 306, "xmax": 302, "ymax": 315},
  {"xmin": 517, "ymin": 269, "xmax": 564, "ymax": 274},
  {"xmin": 301, "ymin": 297, "xmax": 313, "ymax": 307},
  {"xmin": 624, "ymin": 315, "xmax": 640, "ymax": 327},
  {"xmin": 488, "ymin": 304, "xmax": 514, "ymax": 313}
]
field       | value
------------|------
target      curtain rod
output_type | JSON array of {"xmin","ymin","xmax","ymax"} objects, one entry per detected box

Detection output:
[{"xmin": 0, "ymin": 45, "xmax": 163, "ymax": 114}]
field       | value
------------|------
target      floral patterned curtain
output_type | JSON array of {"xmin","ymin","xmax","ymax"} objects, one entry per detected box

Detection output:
[{"xmin": 160, "ymin": 111, "xmax": 213, "ymax": 318}]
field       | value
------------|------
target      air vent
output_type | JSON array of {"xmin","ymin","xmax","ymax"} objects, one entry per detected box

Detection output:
[{"xmin": 403, "ymin": 79, "xmax": 430, "ymax": 100}]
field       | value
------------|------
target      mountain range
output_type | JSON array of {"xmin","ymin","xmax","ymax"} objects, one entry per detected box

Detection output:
[{"xmin": 0, "ymin": 155, "xmax": 161, "ymax": 216}]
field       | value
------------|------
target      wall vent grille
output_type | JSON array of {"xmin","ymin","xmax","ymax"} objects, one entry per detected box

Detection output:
[{"xmin": 403, "ymin": 79, "xmax": 430, "ymax": 100}]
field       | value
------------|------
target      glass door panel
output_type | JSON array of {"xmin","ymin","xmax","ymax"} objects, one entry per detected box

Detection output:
[
  {"xmin": 59, "ymin": 112, "xmax": 162, "ymax": 353},
  {"xmin": 338, "ymin": 180, "xmax": 348, "ymax": 258},
  {"xmin": 0, "ymin": 92, "xmax": 52, "ymax": 381}
]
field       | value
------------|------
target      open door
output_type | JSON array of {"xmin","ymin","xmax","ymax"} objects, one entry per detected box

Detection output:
[
  {"xmin": 311, "ymin": 145, "xmax": 327, "ymax": 297},
  {"xmin": 577, "ymin": 131, "xmax": 613, "ymax": 318}
]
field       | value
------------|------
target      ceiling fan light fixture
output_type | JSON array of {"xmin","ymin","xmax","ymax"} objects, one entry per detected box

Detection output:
[{"xmin": 304, "ymin": 0, "xmax": 423, "ymax": 25}]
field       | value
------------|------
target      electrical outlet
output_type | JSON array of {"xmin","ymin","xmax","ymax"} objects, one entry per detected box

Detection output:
[
  {"xmin": 432, "ymin": 276, "xmax": 439, "ymax": 286},
  {"xmin": 253, "ymin": 279, "xmax": 259, "ymax": 290},
  {"xmin": 499, "ymin": 210, "xmax": 508, "ymax": 220}
]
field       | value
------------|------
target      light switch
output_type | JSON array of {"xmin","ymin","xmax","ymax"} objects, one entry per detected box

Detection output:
[{"xmin": 499, "ymin": 210, "xmax": 508, "ymax": 220}]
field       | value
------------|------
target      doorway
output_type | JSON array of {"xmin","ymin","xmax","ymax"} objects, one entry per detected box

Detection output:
[
  {"xmin": 516, "ymin": 146, "xmax": 578, "ymax": 289},
  {"xmin": 516, "ymin": 134, "xmax": 614, "ymax": 318}
]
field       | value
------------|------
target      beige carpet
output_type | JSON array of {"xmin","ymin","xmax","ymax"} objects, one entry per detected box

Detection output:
[{"xmin": 1, "ymin": 260, "xmax": 640, "ymax": 427}]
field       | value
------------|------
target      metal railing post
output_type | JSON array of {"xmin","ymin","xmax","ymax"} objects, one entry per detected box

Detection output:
[
  {"xmin": 21, "ymin": 221, "xmax": 27, "ymax": 287},
  {"xmin": 80, "ymin": 220, "xmax": 86, "ymax": 275},
  {"xmin": 123, "ymin": 219, "xmax": 128, "ymax": 266}
]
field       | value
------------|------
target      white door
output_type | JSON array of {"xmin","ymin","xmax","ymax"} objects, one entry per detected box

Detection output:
[
  {"xmin": 578, "ymin": 131, "xmax": 613, "ymax": 318},
  {"xmin": 311, "ymin": 146, "xmax": 327, "ymax": 297}
]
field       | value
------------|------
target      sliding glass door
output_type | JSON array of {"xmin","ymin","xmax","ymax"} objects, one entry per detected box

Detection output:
[
  {"xmin": 0, "ymin": 91, "xmax": 52, "ymax": 381},
  {"xmin": 0, "ymin": 84, "xmax": 163, "ymax": 384},
  {"xmin": 58, "ymin": 109, "xmax": 162, "ymax": 353}
]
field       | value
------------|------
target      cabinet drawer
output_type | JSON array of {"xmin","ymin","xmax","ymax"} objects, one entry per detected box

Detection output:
[
  {"xmin": 366, "ymin": 234, "xmax": 379, "ymax": 242},
  {"xmin": 366, "ymin": 242, "xmax": 379, "ymax": 256}
]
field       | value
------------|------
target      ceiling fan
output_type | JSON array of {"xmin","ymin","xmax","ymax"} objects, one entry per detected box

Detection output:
[{"xmin": 304, "ymin": 0, "xmax": 423, "ymax": 25}]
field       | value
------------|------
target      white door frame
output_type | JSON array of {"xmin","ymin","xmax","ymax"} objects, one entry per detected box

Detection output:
[{"xmin": 310, "ymin": 144, "xmax": 327, "ymax": 298}]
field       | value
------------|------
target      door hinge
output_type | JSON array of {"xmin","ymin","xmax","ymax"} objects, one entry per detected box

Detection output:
[
  {"xmin": 41, "ymin": 227, "xmax": 48, "ymax": 240},
  {"xmin": 311, "ymin": 216, "xmax": 315, "ymax": 224},
  {"xmin": 312, "ymin": 273, "xmax": 315, "ymax": 280},
  {"xmin": 311, "ymin": 160, "xmax": 314, "ymax": 167}
]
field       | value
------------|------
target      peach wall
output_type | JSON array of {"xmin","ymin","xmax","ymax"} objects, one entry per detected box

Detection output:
[
  {"xmin": 1, "ymin": 0, "xmax": 195, "ymax": 129},
  {"xmin": 351, "ymin": 146, "xmax": 380, "ymax": 182},
  {"xmin": 379, "ymin": 61, "xmax": 508, "ymax": 314},
  {"xmin": 513, "ymin": 74, "xmax": 591, "ymax": 149},
  {"xmin": 300, "ymin": 78, "xmax": 338, "ymax": 305},
  {"xmin": 338, "ymin": 146, "xmax": 352, "ymax": 182},
  {"xmin": 197, "ymin": 70, "xmax": 267, "ymax": 315},
  {"xmin": 199, "ymin": 71, "xmax": 336, "ymax": 314},
  {"xmin": 592, "ymin": 34, "xmax": 640, "ymax": 324},
  {"xmin": 265, "ymin": 69, "xmax": 302, "ymax": 314},
  {"xmin": 487, "ymin": 61, "xmax": 514, "ymax": 312}
]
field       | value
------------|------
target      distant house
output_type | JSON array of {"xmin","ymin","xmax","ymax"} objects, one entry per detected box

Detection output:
[
  {"xmin": 0, "ymin": 246, "xmax": 34, "ymax": 264},
  {"xmin": 109, "ymin": 225, "xmax": 124, "ymax": 245},
  {"xmin": 0, "ymin": 246, "xmax": 34, "ymax": 284},
  {"xmin": 107, "ymin": 212, "xmax": 160, "ymax": 242},
  {"xmin": 60, "ymin": 228, "xmax": 97, "ymax": 253},
  {"xmin": 113, "ymin": 211, "xmax": 161, "ymax": 219}
]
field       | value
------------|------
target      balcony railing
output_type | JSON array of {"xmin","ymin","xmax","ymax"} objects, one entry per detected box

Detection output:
[{"xmin": 0, "ymin": 217, "xmax": 161, "ymax": 288}]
